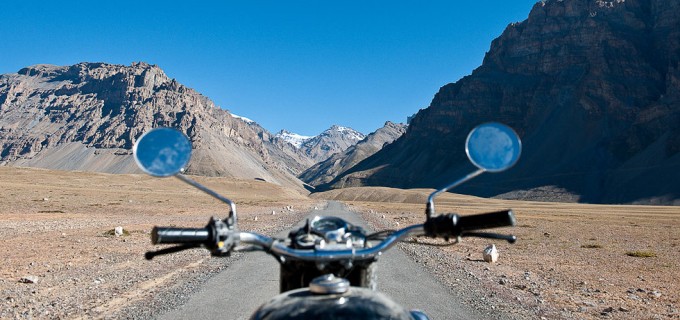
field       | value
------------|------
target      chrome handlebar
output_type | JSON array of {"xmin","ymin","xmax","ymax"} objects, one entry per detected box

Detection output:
[
  {"xmin": 237, "ymin": 224, "xmax": 425, "ymax": 262},
  {"xmin": 146, "ymin": 210, "xmax": 516, "ymax": 261}
]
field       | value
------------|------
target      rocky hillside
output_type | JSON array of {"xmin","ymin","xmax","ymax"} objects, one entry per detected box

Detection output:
[
  {"xmin": 0, "ymin": 62, "xmax": 312, "ymax": 190},
  {"xmin": 300, "ymin": 121, "xmax": 406, "ymax": 187},
  {"xmin": 276, "ymin": 125, "xmax": 365, "ymax": 163},
  {"xmin": 327, "ymin": 0, "xmax": 680, "ymax": 205}
]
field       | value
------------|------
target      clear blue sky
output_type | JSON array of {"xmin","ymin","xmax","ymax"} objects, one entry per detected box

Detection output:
[{"xmin": 0, "ymin": 1, "xmax": 538, "ymax": 136}]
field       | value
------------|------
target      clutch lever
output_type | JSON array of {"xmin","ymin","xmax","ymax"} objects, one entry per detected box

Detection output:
[
  {"xmin": 145, "ymin": 243, "xmax": 202, "ymax": 260},
  {"xmin": 462, "ymin": 232, "xmax": 517, "ymax": 244}
]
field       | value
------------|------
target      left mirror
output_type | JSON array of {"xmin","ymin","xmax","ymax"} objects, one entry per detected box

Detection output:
[{"xmin": 133, "ymin": 127, "xmax": 192, "ymax": 177}]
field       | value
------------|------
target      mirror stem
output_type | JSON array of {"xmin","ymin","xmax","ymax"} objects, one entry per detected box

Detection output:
[
  {"xmin": 175, "ymin": 174, "xmax": 238, "ymax": 229},
  {"xmin": 426, "ymin": 169, "xmax": 485, "ymax": 219}
]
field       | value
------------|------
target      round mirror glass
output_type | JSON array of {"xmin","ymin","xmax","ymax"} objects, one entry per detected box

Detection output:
[
  {"xmin": 133, "ymin": 127, "xmax": 192, "ymax": 177},
  {"xmin": 465, "ymin": 122, "xmax": 522, "ymax": 172}
]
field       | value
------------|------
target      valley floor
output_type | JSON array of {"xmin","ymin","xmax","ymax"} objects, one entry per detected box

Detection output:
[
  {"xmin": 317, "ymin": 187, "xmax": 680, "ymax": 319},
  {"xmin": 0, "ymin": 167, "xmax": 316, "ymax": 319},
  {"xmin": 0, "ymin": 167, "xmax": 678, "ymax": 319}
]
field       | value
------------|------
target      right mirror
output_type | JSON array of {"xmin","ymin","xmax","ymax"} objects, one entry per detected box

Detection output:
[{"xmin": 466, "ymin": 122, "xmax": 522, "ymax": 173}]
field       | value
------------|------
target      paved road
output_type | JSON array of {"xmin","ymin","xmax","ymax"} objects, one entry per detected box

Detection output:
[{"xmin": 158, "ymin": 201, "xmax": 480, "ymax": 319}]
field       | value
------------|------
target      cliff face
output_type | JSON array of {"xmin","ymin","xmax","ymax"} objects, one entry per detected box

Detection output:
[
  {"xmin": 299, "ymin": 121, "xmax": 406, "ymax": 187},
  {"xmin": 0, "ymin": 62, "xmax": 309, "ymax": 190},
  {"xmin": 328, "ymin": 0, "xmax": 680, "ymax": 204}
]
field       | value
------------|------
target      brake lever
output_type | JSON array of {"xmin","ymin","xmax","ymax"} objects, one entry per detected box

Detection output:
[
  {"xmin": 145, "ymin": 243, "xmax": 202, "ymax": 260},
  {"xmin": 462, "ymin": 232, "xmax": 517, "ymax": 244}
]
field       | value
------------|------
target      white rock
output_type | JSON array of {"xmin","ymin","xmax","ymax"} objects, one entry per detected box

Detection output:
[
  {"xmin": 114, "ymin": 226, "xmax": 124, "ymax": 237},
  {"xmin": 483, "ymin": 244, "xmax": 499, "ymax": 263},
  {"xmin": 254, "ymin": 216, "xmax": 258, "ymax": 221},
  {"xmin": 381, "ymin": 214, "xmax": 385, "ymax": 219},
  {"xmin": 272, "ymin": 211, "xmax": 276, "ymax": 215},
  {"xmin": 43, "ymin": 198, "xmax": 49, "ymax": 201},
  {"xmin": 19, "ymin": 276, "xmax": 38, "ymax": 284}
]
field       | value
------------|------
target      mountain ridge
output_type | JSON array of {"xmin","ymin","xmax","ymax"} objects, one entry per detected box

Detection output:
[
  {"xmin": 325, "ymin": 0, "xmax": 680, "ymax": 205},
  {"xmin": 0, "ymin": 62, "xmax": 311, "ymax": 191},
  {"xmin": 300, "ymin": 121, "xmax": 406, "ymax": 187},
  {"xmin": 275, "ymin": 125, "xmax": 366, "ymax": 164}
]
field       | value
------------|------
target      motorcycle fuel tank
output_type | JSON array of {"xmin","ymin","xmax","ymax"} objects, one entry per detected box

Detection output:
[{"xmin": 249, "ymin": 286, "xmax": 415, "ymax": 320}]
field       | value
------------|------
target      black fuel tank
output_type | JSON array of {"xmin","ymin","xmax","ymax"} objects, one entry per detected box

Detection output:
[{"xmin": 249, "ymin": 287, "xmax": 413, "ymax": 320}]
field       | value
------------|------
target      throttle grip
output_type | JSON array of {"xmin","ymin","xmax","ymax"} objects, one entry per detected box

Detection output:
[
  {"xmin": 457, "ymin": 209, "xmax": 515, "ymax": 231},
  {"xmin": 151, "ymin": 227, "xmax": 210, "ymax": 244},
  {"xmin": 424, "ymin": 209, "xmax": 516, "ymax": 238}
]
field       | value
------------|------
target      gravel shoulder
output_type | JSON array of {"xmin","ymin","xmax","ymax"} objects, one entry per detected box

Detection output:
[
  {"xmin": 317, "ymin": 187, "xmax": 680, "ymax": 320},
  {"xmin": 0, "ymin": 167, "xmax": 316, "ymax": 319}
]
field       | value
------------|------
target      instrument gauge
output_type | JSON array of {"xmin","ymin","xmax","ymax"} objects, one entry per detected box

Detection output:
[{"xmin": 310, "ymin": 216, "xmax": 348, "ymax": 241}]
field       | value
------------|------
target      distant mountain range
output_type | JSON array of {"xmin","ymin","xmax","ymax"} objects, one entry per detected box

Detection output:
[
  {"xmin": 276, "ymin": 126, "xmax": 366, "ymax": 163},
  {"xmin": 0, "ymin": 62, "xmax": 385, "ymax": 192},
  {"xmin": 299, "ymin": 121, "xmax": 405, "ymax": 187},
  {"xmin": 325, "ymin": 0, "xmax": 680, "ymax": 205},
  {"xmin": 0, "ymin": 62, "xmax": 312, "ymax": 190},
  {"xmin": 2, "ymin": 0, "xmax": 677, "ymax": 205}
]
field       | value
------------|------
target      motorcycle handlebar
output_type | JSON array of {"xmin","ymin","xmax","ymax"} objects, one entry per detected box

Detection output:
[
  {"xmin": 147, "ymin": 210, "xmax": 516, "ymax": 260},
  {"xmin": 151, "ymin": 227, "xmax": 210, "ymax": 244}
]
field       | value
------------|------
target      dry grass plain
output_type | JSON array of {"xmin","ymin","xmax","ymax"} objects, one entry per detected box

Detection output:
[
  {"xmin": 0, "ymin": 166, "xmax": 316, "ymax": 319},
  {"xmin": 1, "ymin": 166, "xmax": 678, "ymax": 319},
  {"xmin": 315, "ymin": 187, "xmax": 680, "ymax": 319}
]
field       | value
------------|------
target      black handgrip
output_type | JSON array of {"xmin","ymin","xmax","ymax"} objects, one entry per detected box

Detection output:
[
  {"xmin": 424, "ymin": 209, "xmax": 516, "ymax": 239},
  {"xmin": 457, "ymin": 210, "xmax": 516, "ymax": 231},
  {"xmin": 151, "ymin": 227, "xmax": 210, "ymax": 244}
]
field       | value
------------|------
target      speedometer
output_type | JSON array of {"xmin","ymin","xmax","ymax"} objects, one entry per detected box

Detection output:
[
  {"xmin": 310, "ymin": 216, "xmax": 347, "ymax": 233},
  {"xmin": 310, "ymin": 216, "xmax": 349, "ymax": 242}
]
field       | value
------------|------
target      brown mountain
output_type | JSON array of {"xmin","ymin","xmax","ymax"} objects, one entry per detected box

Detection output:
[
  {"xmin": 300, "ymin": 121, "xmax": 406, "ymax": 187},
  {"xmin": 0, "ymin": 62, "xmax": 312, "ymax": 190},
  {"xmin": 326, "ymin": 0, "xmax": 680, "ymax": 205}
]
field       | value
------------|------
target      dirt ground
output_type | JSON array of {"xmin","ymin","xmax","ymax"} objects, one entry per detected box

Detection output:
[
  {"xmin": 1, "ymin": 167, "xmax": 678, "ymax": 319},
  {"xmin": 0, "ymin": 166, "xmax": 317, "ymax": 319},
  {"xmin": 315, "ymin": 187, "xmax": 680, "ymax": 319}
]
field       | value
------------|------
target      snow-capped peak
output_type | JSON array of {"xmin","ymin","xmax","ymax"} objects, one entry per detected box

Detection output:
[
  {"xmin": 231, "ymin": 113, "xmax": 254, "ymax": 124},
  {"xmin": 275, "ymin": 130, "xmax": 313, "ymax": 148},
  {"xmin": 276, "ymin": 125, "xmax": 365, "ymax": 154},
  {"xmin": 325, "ymin": 125, "xmax": 365, "ymax": 141}
]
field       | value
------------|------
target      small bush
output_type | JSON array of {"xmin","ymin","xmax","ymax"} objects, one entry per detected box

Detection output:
[
  {"xmin": 626, "ymin": 251, "xmax": 656, "ymax": 258},
  {"xmin": 581, "ymin": 244, "xmax": 603, "ymax": 249}
]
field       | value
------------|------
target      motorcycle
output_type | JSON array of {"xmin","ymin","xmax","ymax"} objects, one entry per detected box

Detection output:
[{"xmin": 134, "ymin": 122, "xmax": 522, "ymax": 319}]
